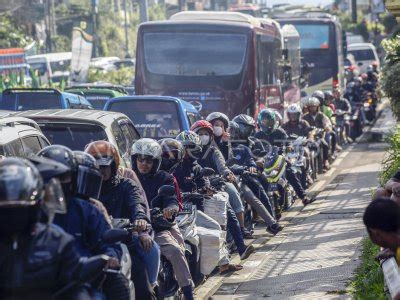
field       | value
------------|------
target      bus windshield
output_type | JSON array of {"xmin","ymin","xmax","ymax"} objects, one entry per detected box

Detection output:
[
  {"xmin": 291, "ymin": 24, "xmax": 330, "ymax": 50},
  {"xmin": 143, "ymin": 32, "xmax": 247, "ymax": 76}
]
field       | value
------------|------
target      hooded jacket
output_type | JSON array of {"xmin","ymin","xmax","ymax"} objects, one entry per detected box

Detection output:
[
  {"xmin": 197, "ymin": 144, "xmax": 231, "ymax": 177},
  {"xmin": 99, "ymin": 174, "xmax": 150, "ymax": 222}
]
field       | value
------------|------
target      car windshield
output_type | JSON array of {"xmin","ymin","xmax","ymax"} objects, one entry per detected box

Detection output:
[
  {"xmin": 50, "ymin": 59, "xmax": 70, "ymax": 73},
  {"xmin": 0, "ymin": 92, "xmax": 61, "ymax": 110},
  {"xmin": 108, "ymin": 100, "xmax": 182, "ymax": 138},
  {"xmin": 291, "ymin": 24, "xmax": 330, "ymax": 50},
  {"xmin": 143, "ymin": 32, "xmax": 247, "ymax": 76},
  {"xmin": 39, "ymin": 123, "xmax": 108, "ymax": 150},
  {"xmin": 84, "ymin": 92, "xmax": 114, "ymax": 109},
  {"xmin": 29, "ymin": 62, "xmax": 47, "ymax": 76},
  {"xmin": 348, "ymin": 49, "xmax": 375, "ymax": 61}
]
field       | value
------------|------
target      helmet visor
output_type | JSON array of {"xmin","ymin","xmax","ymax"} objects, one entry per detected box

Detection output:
[
  {"xmin": 76, "ymin": 165, "xmax": 103, "ymax": 200},
  {"xmin": 96, "ymin": 156, "xmax": 115, "ymax": 167}
]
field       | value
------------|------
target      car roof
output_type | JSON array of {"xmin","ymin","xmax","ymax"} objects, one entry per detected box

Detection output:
[
  {"xmin": 0, "ymin": 117, "xmax": 46, "ymax": 145},
  {"xmin": 347, "ymin": 43, "xmax": 376, "ymax": 50},
  {"xmin": 106, "ymin": 95, "xmax": 199, "ymax": 113},
  {"xmin": 12, "ymin": 109, "xmax": 130, "ymax": 128}
]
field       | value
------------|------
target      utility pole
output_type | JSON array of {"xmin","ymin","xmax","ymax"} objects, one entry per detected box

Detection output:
[
  {"xmin": 351, "ymin": 0, "xmax": 357, "ymax": 23},
  {"xmin": 138, "ymin": 0, "xmax": 148, "ymax": 23},
  {"xmin": 92, "ymin": 0, "xmax": 99, "ymax": 57},
  {"xmin": 124, "ymin": 0, "xmax": 130, "ymax": 58}
]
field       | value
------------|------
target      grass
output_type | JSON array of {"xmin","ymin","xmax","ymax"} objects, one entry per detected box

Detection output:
[{"xmin": 350, "ymin": 237, "xmax": 386, "ymax": 299}]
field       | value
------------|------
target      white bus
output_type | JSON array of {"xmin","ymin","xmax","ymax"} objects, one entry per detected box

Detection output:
[{"xmin": 27, "ymin": 52, "xmax": 72, "ymax": 84}]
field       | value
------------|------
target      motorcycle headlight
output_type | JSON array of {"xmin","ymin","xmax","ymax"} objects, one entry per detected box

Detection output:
[
  {"xmin": 363, "ymin": 102, "xmax": 370, "ymax": 108},
  {"xmin": 269, "ymin": 170, "xmax": 279, "ymax": 177}
]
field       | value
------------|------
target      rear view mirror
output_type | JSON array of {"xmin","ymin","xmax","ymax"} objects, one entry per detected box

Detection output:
[
  {"xmin": 200, "ymin": 167, "xmax": 215, "ymax": 177},
  {"xmin": 158, "ymin": 185, "xmax": 176, "ymax": 197}
]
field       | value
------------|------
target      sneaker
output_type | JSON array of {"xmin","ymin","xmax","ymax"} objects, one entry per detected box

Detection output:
[
  {"xmin": 240, "ymin": 244, "xmax": 255, "ymax": 260},
  {"xmin": 241, "ymin": 228, "xmax": 253, "ymax": 239},
  {"xmin": 267, "ymin": 223, "xmax": 284, "ymax": 235}
]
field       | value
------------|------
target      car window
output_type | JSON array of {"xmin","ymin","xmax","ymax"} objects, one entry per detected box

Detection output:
[
  {"xmin": 38, "ymin": 136, "xmax": 50, "ymax": 148},
  {"xmin": 126, "ymin": 122, "xmax": 141, "ymax": 140},
  {"xmin": 39, "ymin": 123, "xmax": 108, "ymax": 150},
  {"xmin": 21, "ymin": 136, "xmax": 43, "ymax": 156},
  {"xmin": 0, "ymin": 92, "xmax": 61, "ymax": 111},
  {"xmin": 3, "ymin": 139, "xmax": 25, "ymax": 157},
  {"xmin": 111, "ymin": 121, "xmax": 127, "ymax": 154},
  {"xmin": 120, "ymin": 122, "xmax": 135, "ymax": 151}
]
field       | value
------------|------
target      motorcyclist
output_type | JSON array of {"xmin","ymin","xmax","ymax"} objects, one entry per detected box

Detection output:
[
  {"xmin": 302, "ymin": 97, "xmax": 333, "ymax": 171},
  {"xmin": 231, "ymin": 114, "xmax": 265, "ymax": 154},
  {"xmin": 190, "ymin": 120, "xmax": 255, "ymax": 257},
  {"xmin": 332, "ymin": 88, "xmax": 352, "ymax": 143},
  {"xmin": 323, "ymin": 90, "xmax": 341, "ymax": 152},
  {"xmin": 0, "ymin": 158, "xmax": 83, "ymax": 299},
  {"xmin": 282, "ymin": 104, "xmax": 315, "ymax": 188},
  {"xmin": 131, "ymin": 138, "xmax": 194, "ymax": 300},
  {"xmin": 85, "ymin": 140, "xmax": 160, "ymax": 297},
  {"xmin": 229, "ymin": 121, "xmax": 284, "ymax": 234},
  {"xmin": 312, "ymin": 90, "xmax": 335, "ymax": 121},
  {"xmin": 37, "ymin": 145, "xmax": 121, "ymax": 263},
  {"xmin": 255, "ymin": 108, "xmax": 312, "ymax": 206},
  {"xmin": 206, "ymin": 112, "xmax": 232, "ymax": 161},
  {"xmin": 171, "ymin": 131, "xmax": 245, "ymax": 274},
  {"xmin": 190, "ymin": 120, "xmax": 252, "ymax": 239}
]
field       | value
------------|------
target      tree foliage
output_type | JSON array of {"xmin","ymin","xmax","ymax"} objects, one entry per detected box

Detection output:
[
  {"xmin": 0, "ymin": 14, "xmax": 33, "ymax": 48},
  {"xmin": 87, "ymin": 67, "xmax": 134, "ymax": 85}
]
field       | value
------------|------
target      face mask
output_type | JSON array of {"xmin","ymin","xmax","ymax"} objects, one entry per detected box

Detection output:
[
  {"xmin": 213, "ymin": 126, "xmax": 224, "ymax": 137},
  {"xmin": 199, "ymin": 135, "xmax": 210, "ymax": 146}
]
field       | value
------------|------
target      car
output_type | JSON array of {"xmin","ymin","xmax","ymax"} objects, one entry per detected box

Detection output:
[
  {"xmin": 346, "ymin": 33, "xmax": 364, "ymax": 45},
  {"xmin": 65, "ymin": 84, "xmax": 128, "ymax": 109},
  {"xmin": 13, "ymin": 109, "xmax": 140, "ymax": 168},
  {"xmin": 0, "ymin": 88, "xmax": 93, "ymax": 111},
  {"xmin": 113, "ymin": 59, "xmax": 135, "ymax": 70},
  {"xmin": 27, "ymin": 52, "xmax": 71, "ymax": 84},
  {"xmin": 347, "ymin": 43, "xmax": 380, "ymax": 73},
  {"xmin": 0, "ymin": 116, "xmax": 50, "ymax": 157},
  {"xmin": 104, "ymin": 96, "xmax": 202, "ymax": 139}
]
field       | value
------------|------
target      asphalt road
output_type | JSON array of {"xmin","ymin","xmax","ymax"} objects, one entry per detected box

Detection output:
[{"xmin": 195, "ymin": 105, "xmax": 395, "ymax": 299}]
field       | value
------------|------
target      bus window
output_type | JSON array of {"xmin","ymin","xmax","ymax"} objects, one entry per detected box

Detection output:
[{"xmin": 294, "ymin": 24, "xmax": 330, "ymax": 50}]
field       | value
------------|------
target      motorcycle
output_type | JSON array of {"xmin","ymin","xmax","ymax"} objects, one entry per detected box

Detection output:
[
  {"xmin": 349, "ymin": 102, "xmax": 364, "ymax": 140},
  {"xmin": 334, "ymin": 109, "xmax": 350, "ymax": 146},
  {"xmin": 363, "ymin": 92, "xmax": 377, "ymax": 123}
]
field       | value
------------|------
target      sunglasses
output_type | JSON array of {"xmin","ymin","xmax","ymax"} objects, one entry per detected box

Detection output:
[{"xmin": 137, "ymin": 157, "xmax": 154, "ymax": 164}]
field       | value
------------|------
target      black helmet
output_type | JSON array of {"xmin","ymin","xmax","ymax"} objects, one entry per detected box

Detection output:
[
  {"xmin": 37, "ymin": 145, "xmax": 77, "ymax": 172},
  {"xmin": 73, "ymin": 151, "xmax": 103, "ymax": 200},
  {"xmin": 37, "ymin": 145, "xmax": 77, "ymax": 194},
  {"xmin": 232, "ymin": 114, "xmax": 256, "ymax": 140},
  {"xmin": 159, "ymin": 138, "xmax": 184, "ymax": 173},
  {"xmin": 0, "ymin": 158, "xmax": 44, "ymax": 236},
  {"xmin": 28, "ymin": 155, "xmax": 70, "ymax": 184},
  {"xmin": 232, "ymin": 114, "xmax": 256, "ymax": 127},
  {"xmin": 323, "ymin": 90, "xmax": 333, "ymax": 103},
  {"xmin": 206, "ymin": 112, "xmax": 230, "ymax": 129},
  {"xmin": 228, "ymin": 121, "xmax": 241, "ymax": 140}
]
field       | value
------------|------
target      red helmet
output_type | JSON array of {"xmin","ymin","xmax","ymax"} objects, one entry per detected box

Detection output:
[{"xmin": 190, "ymin": 120, "xmax": 213, "ymax": 135}]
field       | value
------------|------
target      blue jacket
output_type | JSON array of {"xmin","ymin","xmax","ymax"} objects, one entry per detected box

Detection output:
[
  {"xmin": 230, "ymin": 144, "xmax": 257, "ymax": 169},
  {"xmin": 54, "ymin": 197, "xmax": 121, "ymax": 259}
]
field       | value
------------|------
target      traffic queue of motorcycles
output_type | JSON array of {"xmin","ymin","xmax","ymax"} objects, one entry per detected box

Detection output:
[{"xmin": 0, "ymin": 65, "xmax": 381, "ymax": 300}]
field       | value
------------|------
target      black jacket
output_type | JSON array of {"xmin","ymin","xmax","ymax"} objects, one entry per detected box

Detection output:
[
  {"xmin": 0, "ymin": 223, "xmax": 80, "ymax": 299},
  {"xmin": 198, "ymin": 145, "xmax": 231, "ymax": 177},
  {"xmin": 174, "ymin": 159, "xmax": 210, "ymax": 193},
  {"xmin": 282, "ymin": 120, "xmax": 313, "ymax": 137},
  {"xmin": 99, "ymin": 174, "xmax": 149, "ymax": 223},
  {"xmin": 254, "ymin": 128, "xmax": 288, "ymax": 148},
  {"xmin": 136, "ymin": 170, "xmax": 179, "ymax": 211},
  {"xmin": 302, "ymin": 112, "xmax": 331, "ymax": 130},
  {"xmin": 214, "ymin": 137, "xmax": 232, "ymax": 161}
]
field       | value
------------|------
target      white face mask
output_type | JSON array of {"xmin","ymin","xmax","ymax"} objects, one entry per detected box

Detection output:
[
  {"xmin": 213, "ymin": 126, "xmax": 224, "ymax": 137},
  {"xmin": 199, "ymin": 135, "xmax": 210, "ymax": 146}
]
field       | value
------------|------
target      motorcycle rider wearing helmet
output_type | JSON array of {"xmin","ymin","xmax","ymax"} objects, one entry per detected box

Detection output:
[
  {"xmin": 229, "ymin": 121, "xmax": 284, "ymax": 234},
  {"xmin": 37, "ymin": 145, "xmax": 122, "ymax": 265},
  {"xmin": 302, "ymin": 97, "xmax": 333, "ymax": 171},
  {"xmin": 159, "ymin": 138, "xmax": 185, "ymax": 210},
  {"xmin": 190, "ymin": 120, "xmax": 252, "ymax": 239},
  {"xmin": 323, "ymin": 90, "xmax": 341, "ymax": 153},
  {"xmin": 85, "ymin": 141, "xmax": 160, "ymax": 294},
  {"xmin": 255, "ymin": 109, "xmax": 312, "ymax": 206},
  {"xmin": 313, "ymin": 90, "xmax": 334, "ymax": 120},
  {"xmin": 332, "ymin": 88, "xmax": 352, "ymax": 143},
  {"xmin": 206, "ymin": 112, "xmax": 233, "ymax": 161},
  {"xmin": 282, "ymin": 104, "xmax": 314, "ymax": 189},
  {"xmin": 232, "ymin": 114, "xmax": 266, "ymax": 156},
  {"xmin": 131, "ymin": 138, "xmax": 194, "ymax": 300},
  {"xmin": 0, "ymin": 158, "xmax": 83, "ymax": 299}
]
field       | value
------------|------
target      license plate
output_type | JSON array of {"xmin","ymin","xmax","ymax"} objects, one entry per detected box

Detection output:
[{"xmin": 180, "ymin": 203, "xmax": 193, "ymax": 214}]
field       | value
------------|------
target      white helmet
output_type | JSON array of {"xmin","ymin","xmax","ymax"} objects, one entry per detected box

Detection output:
[
  {"xmin": 306, "ymin": 97, "xmax": 321, "ymax": 107},
  {"xmin": 287, "ymin": 104, "xmax": 302, "ymax": 114}
]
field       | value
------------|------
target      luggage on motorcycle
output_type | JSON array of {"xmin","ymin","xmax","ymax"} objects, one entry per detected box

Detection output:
[
  {"xmin": 182, "ymin": 192, "xmax": 205, "ymax": 212},
  {"xmin": 197, "ymin": 226, "xmax": 221, "ymax": 275},
  {"xmin": 203, "ymin": 191, "xmax": 228, "ymax": 226}
]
